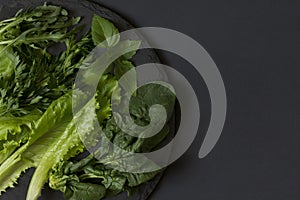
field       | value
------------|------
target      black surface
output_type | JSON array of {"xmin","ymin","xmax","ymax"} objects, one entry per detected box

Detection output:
[
  {"xmin": 89, "ymin": 1, "xmax": 300, "ymax": 200},
  {"xmin": 1, "ymin": 0, "xmax": 300, "ymax": 200}
]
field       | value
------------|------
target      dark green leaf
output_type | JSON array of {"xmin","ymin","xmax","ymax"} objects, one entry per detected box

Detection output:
[{"xmin": 65, "ymin": 181, "xmax": 106, "ymax": 200}]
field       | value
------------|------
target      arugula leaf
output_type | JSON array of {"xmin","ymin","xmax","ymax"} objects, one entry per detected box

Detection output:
[{"xmin": 0, "ymin": 4, "xmax": 89, "ymax": 117}]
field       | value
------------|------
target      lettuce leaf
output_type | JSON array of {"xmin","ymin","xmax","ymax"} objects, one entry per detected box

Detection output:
[
  {"xmin": 0, "ymin": 110, "xmax": 42, "ymax": 164},
  {"xmin": 0, "ymin": 93, "xmax": 73, "ymax": 194}
]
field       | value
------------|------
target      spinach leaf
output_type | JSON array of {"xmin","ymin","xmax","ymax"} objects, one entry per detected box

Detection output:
[{"xmin": 65, "ymin": 181, "xmax": 106, "ymax": 200}]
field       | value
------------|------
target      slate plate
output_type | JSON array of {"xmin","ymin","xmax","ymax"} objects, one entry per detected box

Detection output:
[{"xmin": 0, "ymin": 0, "xmax": 174, "ymax": 200}]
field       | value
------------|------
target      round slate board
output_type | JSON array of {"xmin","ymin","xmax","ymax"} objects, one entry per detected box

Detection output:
[{"xmin": 0, "ymin": 0, "xmax": 174, "ymax": 200}]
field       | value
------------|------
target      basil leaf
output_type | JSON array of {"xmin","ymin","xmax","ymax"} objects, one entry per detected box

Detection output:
[{"xmin": 91, "ymin": 15, "xmax": 120, "ymax": 47}]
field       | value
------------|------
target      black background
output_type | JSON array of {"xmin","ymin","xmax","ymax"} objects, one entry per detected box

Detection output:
[
  {"xmin": 1, "ymin": 0, "xmax": 300, "ymax": 199},
  {"xmin": 93, "ymin": 0, "xmax": 300, "ymax": 200}
]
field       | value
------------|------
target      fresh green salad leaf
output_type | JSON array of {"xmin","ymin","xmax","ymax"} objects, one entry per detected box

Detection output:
[
  {"xmin": 0, "ymin": 110, "xmax": 42, "ymax": 164},
  {"xmin": 0, "ymin": 3, "xmax": 176, "ymax": 200},
  {"xmin": 64, "ymin": 181, "xmax": 106, "ymax": 200},
  {"xmin": 91, "ymin": 15, "xmax": 120, "ymax": 47},
  {"xmin": 0, "ymin": 3, "xmax": 93, "ymax": 117}
]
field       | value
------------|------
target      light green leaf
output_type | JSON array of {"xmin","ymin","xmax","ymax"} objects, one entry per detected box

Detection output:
[
  {"xmin": 114, "ymin": 59, "xmax": 136, "ymax": 96},
  {"xmin": 91, "ymin": 15, "xmax": 120, "ymax": 47}
]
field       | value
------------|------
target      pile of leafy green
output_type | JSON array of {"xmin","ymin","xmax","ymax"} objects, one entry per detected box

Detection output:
[{"xmin": 0, "ymin": 3, "xmax": 175, "ymax": 200}]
